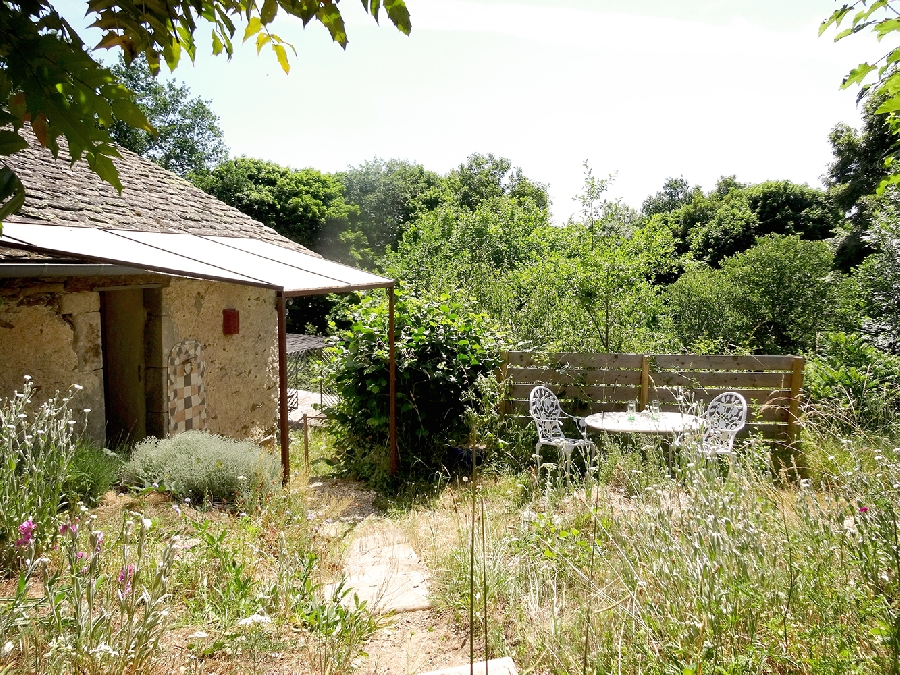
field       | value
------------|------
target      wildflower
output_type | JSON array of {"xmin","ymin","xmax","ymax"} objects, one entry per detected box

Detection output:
[
  {"xmin": 76, "ymin": 551, "xmax": 86, "ymax": 560},
  {"xmin": 60, "ymin": 522, "xmax": 78, "ymax": 536},
  {"xmin": 118, "ymin": 564, "xmax": 135, "ymax": 595},
  {"xmin": 15, "ymin": 519, "xmax": 35, "ymax": 547},
  {"xmin": 91, "ymin": 530, "xmax": 104, "ymax": 552},
  {"xmin": 799, "ymin": 479, "xmax": 811, "ymax": 490},
  {"xmin": 184, "ymin": 497, "xmax": 191, "ymax": 504},
  {"xmin": 152, "ymin": 482, "xmax": 159, "ymax": 489},
  {"xmin": 23, "ymin": 375, "xmax": 31, "ymax": 381},
  {"xmin": 860, "ymin": 506, "xmax": 870, "ymax": 514},
  {"xmin": 237, "ymin": 612, "xmax": 272, "ymax": 626},
  {"xmin": 172, "ymin": 504, "xmax": 182, "ymax": 517},
  {"xmin": 142, "ymin": 518, "xmax": 152, "ymax": 531},
  {"xmin": 2, "ymin": 641, "xmax": 12, "ymax": 656},
  {"xmin": 72, "ymin": 384, "xmax": 83, "ymax": 391},
  {"xmin": 83, "ymin": 408, "xmax": 91, "ymax": 414}
]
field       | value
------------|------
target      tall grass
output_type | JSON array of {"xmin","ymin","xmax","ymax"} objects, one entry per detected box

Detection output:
[{"xmin": 406, "ymin": 427, "xmax": 900, "ymax": 674}]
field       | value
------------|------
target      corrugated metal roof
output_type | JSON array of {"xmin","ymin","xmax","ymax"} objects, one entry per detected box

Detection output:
[{"xmin": 0, "ymin": 222, "xmax": 392, "ymax": 294}]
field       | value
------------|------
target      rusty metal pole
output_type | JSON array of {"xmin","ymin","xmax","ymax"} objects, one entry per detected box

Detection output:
[
  {"xmin": 388, "ymin": 285, "xmax": 398, "ymax": 475},
  {"xmin": 277, "ymin": 291, "xmax": 290, "ymax": 486}
]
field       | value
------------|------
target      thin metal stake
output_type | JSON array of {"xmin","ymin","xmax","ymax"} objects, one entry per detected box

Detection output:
[{"xmin": 481, "ymin": 495, "xmax": 488, "ymax": 673}]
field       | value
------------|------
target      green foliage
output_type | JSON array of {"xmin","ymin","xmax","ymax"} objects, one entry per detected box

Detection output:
[
  {"xmin": 666, "ymin": 263, "xmax": 748, "ymax": 353},
  {"xmin": 122, "ymin": 431, "xmax": 280, "ymax": 506},
  {"xmin": 640, "ymin": 175, "xmax": 699, "ymax": 217},
  {"xmin": 0, "ymin": 378, "xmax": 83, "ymax": 571},
  {"xmin": 445, "ymin": 153, "xmax": 549, "ymax": 211},
  {"xmin": 0, "ymin": 0, "xmax": 410, "ymax": 220},
  {"xmin": 665, "ymin": 235, "xmax": 841, "ymax": 354},
  {"xmin": 653, "ymin": 178, "xmax": 838, "ymax": 267},
  {"xmin": 42, "ymin": 514, "xmax": 175, "ymax": 673},
  {"xmin": 62, "ymin": 440, "xmax": 122, "ymax": 508},
  {"xmin": 336, "ymin": 158, "xmax": 443, "ymax": 266},
  {"xmin": 191, "ymin": 157, "xmax": 353, "ymax": 253},
  {"xmin": 722, "ymin": 234, "xmax": 838, "ymax": 353},
  {"xmin": 855, "ymin": 200, "xmax": 900, "ymax": 353},
  {"xmin": 806, "ymin": 331, "xmax": 900, "ymax": 431},
  {"xmin": 323, "ymin": 291, "xmax": 505, "ymax": 484},
  {"xmin": 109, "ymin": 55, "xmax": 228, "ymax": 176}
]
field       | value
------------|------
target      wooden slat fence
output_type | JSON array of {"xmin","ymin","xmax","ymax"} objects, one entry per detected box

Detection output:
[{"xmin": 501, "ymin": 352, "xmax": 805, "ymax": 442}]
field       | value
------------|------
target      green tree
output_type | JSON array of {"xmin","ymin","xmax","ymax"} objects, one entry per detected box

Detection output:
[
  {"xmin": 336, "ymin": 158, "xmax": 443, "ymax": 265},
  {"xmin": 109, "ymin": 56, "xmax": 228, "ymax": 176},
  {"xmin": 641, "ymin": 176, "xmax": 698, "ymax": 217},
  {"xmin": 722, "ymin": 234, "xmax": 838, "ymax": 354},
  {"xmin": 191, "ymin": 157, "xmax": 353, "ymax": 252},
  {"xmin": 825, "ymin": 92, "xmax": 899, "ymax": 268},
  {"xmin": 445, "ymin": 153, "xmax": 549, "ymax": 211},
  {"xmin": 855, "ymin": 195, "xmax": 900, "ymax": 353},
  {"xmin": 0, "ymin": 0, "xmax": 410, "ymax": 219}
]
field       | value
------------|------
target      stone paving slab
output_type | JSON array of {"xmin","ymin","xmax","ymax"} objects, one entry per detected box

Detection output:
[
  {"xmin": 326, "ymin": 525, "xmax": 430, "ymax": 614},
  {"xmin": 418, "ymin": 657, "xmax": 519, "ymax": 675}
]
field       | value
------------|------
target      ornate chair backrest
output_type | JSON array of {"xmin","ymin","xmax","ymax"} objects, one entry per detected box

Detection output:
[
  {"xmin": 529, "ymin": 385, "xmax": 565, "ymax": 443},
  {"xmin": 702, "ymin": 391, "xmax": 748, "ymax": 455}
]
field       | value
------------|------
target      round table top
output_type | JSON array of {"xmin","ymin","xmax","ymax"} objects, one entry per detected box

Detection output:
[{"xmin": 584, "ymin": 411, "xmax": 702, "ymax": 434}]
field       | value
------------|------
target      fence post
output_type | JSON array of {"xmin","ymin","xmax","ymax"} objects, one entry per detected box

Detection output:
[
  {"xmin": 788, "ymin": 356, "xmax": 805, "ymax": 444},
  {"xmin": 303, "ymin": 413, "xmax": 310, "ymax": 473},
  {"xmin": 640, "ymin": 355, "xmax": 650, "ymax": 411},
  {"xmin": 497, "ymin": 351, "xmax": 509, "ymax": 416}
]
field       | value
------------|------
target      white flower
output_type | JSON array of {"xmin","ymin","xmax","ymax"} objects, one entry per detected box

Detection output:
[
  {"xmin": 237, "ymin": 612, "xmax": 271, "ymax": 626},
  {"xmin": 83, "ymin": 408, "xmax": 91, "ymax": 414},
  {"xmin": 2, "ymin": 641, "xmax": 13, "ymax": 656},
  {"xmin": 142, "ymin": 518, "xmax": 152, "ymax": 531},
  {"xmin": 23, "ymin": 375, "xmax": 31, "ymax": 381},
  {"xmin": 799, "ymin": 479, "xmax": 811, "ymax": 490},
  {"xmin": 73, "ymin": 384, "xmax": 83, "ymax": 391}
]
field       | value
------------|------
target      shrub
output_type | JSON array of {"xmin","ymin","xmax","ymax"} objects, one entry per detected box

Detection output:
[
  {"xmin": 62, "ymin": 439, "xmax": 122, "ymax": 507},
  {"xmin": 0, "ymin": 377, "xmax": 84, "ymax": 571},
  {"xmin": 122, "ymin": 431, "xmax": 280, "ymax": 505},
  {"xmin": 323, "ymin": 290, "xmax": 505, "ymax": 485},
  {"xmin": 805, "ymin": 331, "xmax": 900, "ymax": 431}
]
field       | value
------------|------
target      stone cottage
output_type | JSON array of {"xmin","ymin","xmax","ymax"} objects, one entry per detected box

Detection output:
[{"xmin": 0, "ymin": 138, "xmax": 393, "ymax": 475}]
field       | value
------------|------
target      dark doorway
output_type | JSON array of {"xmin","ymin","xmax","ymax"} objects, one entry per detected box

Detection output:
[{"xmin": 100, "ymin": 288, "xmax": 162, "ymax": 446}]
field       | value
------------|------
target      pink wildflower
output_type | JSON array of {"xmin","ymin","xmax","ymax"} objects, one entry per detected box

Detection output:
[
  {"xmin": 118, "ymin": 564, "xmax": 135, "ymax": 595},
  {"xmin": 15, "ymin": 519, "xmax": 35, "ymax": 547},
  {"xmin": 860, "ymin": 506, "xmax": 870, "ymax": 514}
]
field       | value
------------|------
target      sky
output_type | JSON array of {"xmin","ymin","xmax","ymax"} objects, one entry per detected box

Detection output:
[{"xmin": 58, "ymin": 0, "xmax": 881, "ymax": 221}]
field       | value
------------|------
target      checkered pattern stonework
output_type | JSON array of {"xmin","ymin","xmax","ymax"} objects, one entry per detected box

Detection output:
[{"xmin": 167, "ymin": 340, "xmax": 207, "ymax": 434}]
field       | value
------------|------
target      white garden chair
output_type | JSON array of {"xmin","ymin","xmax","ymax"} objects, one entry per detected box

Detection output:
[
  {"xmin": 529, "ymin": 385, "xmax": 595, "ymax": 480},
  {"xmin": 700, "ymin": 391, "xmax": 748, "ymax": 457}
]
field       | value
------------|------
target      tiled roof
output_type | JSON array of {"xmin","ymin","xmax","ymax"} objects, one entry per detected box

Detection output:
[{"xmin": 1, "ymin": 132, "xmax": 318, "ymax": 260}]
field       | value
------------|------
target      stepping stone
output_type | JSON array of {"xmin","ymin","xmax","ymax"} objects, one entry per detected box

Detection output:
[
  {"xmin": 418, "ymin": 657, "xmax": 519, "ymax": 675},
  {"xmin": 325, "ymin": 525, "xmax": 430, "ymax": 614}
]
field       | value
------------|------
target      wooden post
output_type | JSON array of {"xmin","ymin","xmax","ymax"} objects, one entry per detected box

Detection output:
[
  {"xmin": 639, "ymin": 355, "xmax": 650, "ymax": 411},
  {"xmin": 388, "ymin": 285, "xmax": 398, "ymax": 475},
  {"xmin": 277, "ymin": 292, "xmax": 290, "ymax": 486},
  {"xmin": 303, "ymin": 412, "xmax": 310, "ymax": 473},
  {"xmin": 788, "ymin": 356, "xmax": 805, "ymax": 444},
  {"xmin": 497, "ymin": 350, "xmax": 509, "ymax": 416}
]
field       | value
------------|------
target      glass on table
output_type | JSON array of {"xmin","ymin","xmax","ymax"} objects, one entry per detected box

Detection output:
[
  {"xmin": 626, "ymin": 400, "xmax": 637, "ymax": 420},
  {"xmin": 650, "ymin": 400, "xmax": 661, "ymax": 420}
]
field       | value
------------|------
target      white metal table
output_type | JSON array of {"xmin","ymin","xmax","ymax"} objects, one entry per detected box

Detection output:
[{"xmin": 584, "ymin": 411, "xmax": 701, "ymax": 435}]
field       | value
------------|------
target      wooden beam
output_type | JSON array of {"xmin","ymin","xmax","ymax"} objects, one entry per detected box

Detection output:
[
  {"xmin": 388, "ymin": 285, "xmax": 398, "ymax": 475},
  {"xmin": 277, "ymin": 292, "xmax": 290, "ymax": 486},
  {"xmin": 788, "ymin": 356, "xmax": 805, "ymax": 444},
  {"xmin": 640, "ymin": 355, "xmax": 650, "ymax": 411}
]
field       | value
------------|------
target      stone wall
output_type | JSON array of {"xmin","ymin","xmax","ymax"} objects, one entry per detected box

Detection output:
[
  {"xmin": 0, "ymin": 275, "xmax": 280, "ymax": 446},
  {"xmin": 0, "ymin": 282, "xmax": 105, "ymax": 442},
  {"xmin": 160, "ymin": 279, "xmax": 279, "ymax": 441}
]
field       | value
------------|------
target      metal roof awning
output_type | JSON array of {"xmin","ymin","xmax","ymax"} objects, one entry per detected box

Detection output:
[{"xmin": 0, "ymin": 222, "xmax": 393, "ymax": 294}]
